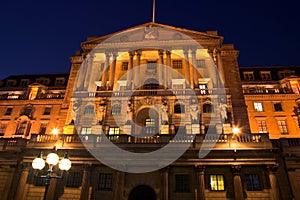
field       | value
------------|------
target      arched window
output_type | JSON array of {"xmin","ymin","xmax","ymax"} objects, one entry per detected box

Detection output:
[
  {"xmin": 174, "ymin": 104, "xmax": 185, "ymax": 114},
  {"xmin": 111, "ymin": 105, "xmax": 121, "ymax": 115},
  {"xmin": 84, "ymin": 105, "xmax": 94, "ymax": 115},
  {"xmin": 203, "ymin": 104, "xmax": 213, "ymax": 113}
]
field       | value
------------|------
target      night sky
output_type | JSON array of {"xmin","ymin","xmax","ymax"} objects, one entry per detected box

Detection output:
[{"xmin": 0, "ymin": 0, "xmax": 299, "ymax": 79}]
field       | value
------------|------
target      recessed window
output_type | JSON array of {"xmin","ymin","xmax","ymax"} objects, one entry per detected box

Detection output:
[
  {"xmin": 274, "ymin": 103, "xmax": 283, "ymax": 112},
  {"xmin": 122, "ymin": 62, "xmax": 128, "ymax": 71},
  {"xmin": 109, "ymin": 127, "xmax": 120, "ymax": 135},
  {"xmin": 175, "ymin": 174, "xmax": 190, "ymax": 192},
  {"xmin": 4, "ymin": 108, "xmax": 13, "ymax": 115},
  {"xmin": 0, "ymin": 124, "xmax": 7, "ymax": 136},
  {"xmin": 16, "ymin": 121, "xmax": 27, "ymax": 135},
  {"xmin": 43, "ymin": 107, "xmax": 52, "ymax": 115},
  {"xmin": 246, "ymin": 174, "xmax": 261, "ymax": 190},
  {"xmin": 34, "ymin": 176, "xmax": 46, "ymax": 186},
  {"xmin": 55, "ymin": 78, "xmax": 65, "ymax": 86},
  {"xmin": 257, "ymin": 120, "xmax": 267, "ymax": 133},
  {"xmin": 144, "ymin": 118, "xmax": 157, "ymax": 135},
  {"xmin": 84, "ymin": 105, "xmax": 94, "ymax": 115},
  {"xmin": 111, "ymin": 105, "xmax": 121, "ymax": 115},
  {"xmin": 210, "ymin": 175, "xmax": 225, "ymax": 191},
  {"xmin": 172, "ymin": 60, "xmax": 183, "ymax": 69},
  {"xmin": 243, "ymin": 72, "xmax": 254, "ymax": 81},
  {"xmin": 254, "ymin": 102, "xmax": 263, "ymax": 112},
  {"xmin": 20, "ymin": 79, "xmax": 30, "ymax": 87},
  {"xmin": 66, "ymin": 172, "xmax": 82, "ymax": 188},
  {"xmin": 98, "ymin": 173, "xmax": 113, "ymax": 190},
  {"xmin": 196, "ymin": 60, "xmax": 205, "ymax": 68},
  {"xmin": 199, "ymin": 84, "xmax": 207, "ymax": 94},
  {"xmin": 147, "ymin": 61, "xmax": 157, "ymax": 70},
  {"xmin": 260, "ymin": 71, "xmax": 271, "ymax": 80},
  {"xmin": 6, "ymin": 80, "xmax": 16, "ymax": 87},
  {"xmin": 277, "ymin": 120, "xmax": 288, "ymax": 134},
  {"xmin": 203, "ymin": 104, "xmax": 213, "ymax": 113},
  {"xmin": 174, "ymin": 104, "xmax": 185, "ymax": 114},
  {"xmin": 39, "ymin": 123, "xmax": 48, "ymax": 134},
  {"xmin": 172, "ymin": 84, "xmax": 184, "ymax": 90},
  {"xmin": 81, "ymin": 127, "xmax": 92, "ymax": 134}
]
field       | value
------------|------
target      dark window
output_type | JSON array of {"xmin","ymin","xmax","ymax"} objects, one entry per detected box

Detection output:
[
  {"xmin": 147, "ymin": 61, "xmax": 157, "ymax": 70},
  {"xmin": 34, "ymin": 176, "xmax": 45, "ymax": 186},
  {"xmin": 172, "ymin": 60, "xmax": 183, "ymax": 69},
  {"xmin": 175, "ymin": 174, "xmax": 190, "ymax": 192},
  {"xmin": 122, "ymin": 62, "xmax": 128, "ymax": 71},
  {"xmin": 174, "ymin": 104, "xmax": 185, "ymax": 114},
  {"xmin": 0, "ymin": 124, "xmax": 7, "ymax": 136},
  {"xmin": 39, "ymin": 123, "xmax": 47, "ymax": 134},
  {"xmin": 246, "ymin": 174, "xmax": 261, "ymax": 190},
  {"xmin": 143, "ymin": 118, "xmax": 157, "ymax": 135},
  {"xmin": 5, "ymin": 108, "xmax": 13, "ymax": 115},
  {"xmin": 66, "ymin": 172, "xmax": 82, "ymax": 188},
  {"xmin": 210, "ymin": 175, "xmax": 225, "ymax": 191},
  {"xmin": 274, "ymin": 103, "xmax": 283, "ymax": 111},
  {"xmin": 43, "ymin": 107, "xmax": 52, "ymax": 115},
  {"xmin": 196, "ymin": 60, "xmax": 205, "ymax": 68},
  {"xmin": 98, "ymin": 173, "xmax": 113, "ymax": 190},
  {"xmin": 24, "ymin": 106, "xmax": 33, "ymax": 116},
  {"xmin": 84, "ymin": 105, "xmax": 94, "ymax": 115},
  {"xmin": 16, "ymin": 121, "xmax": 27, "ymax": 135},
  {"xmin": 203, "ymin": 104, "xmax": 213, "ymax": 113},
  {"xmin": 111, "ymin": 105, "xmax": 121, "ymax": 115}
]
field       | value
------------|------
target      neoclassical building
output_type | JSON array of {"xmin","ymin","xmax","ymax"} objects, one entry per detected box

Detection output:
[{"xmin": 0, "ymin": 22, "xmax": 298, "ymax": 200}]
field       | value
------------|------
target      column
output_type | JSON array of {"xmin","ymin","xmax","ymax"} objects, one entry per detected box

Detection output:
[
  {"xmin": 80, "ymin": 165, "xmax": 91, "ymax": 200},
  {"xmin": 195, "ymin": 165, "xmax": 206, "ymax": 200},
  {"xmin": 45, "ymin": 174, "xmax": 58, "ymax": 200},
  {"xmin": 134, "ymin": 51, "xmax": 141, "ymax": 89},
  {"xmin": 158, "ymin": 50, "xmax": 164, "ymax": 88},
  {"xmin": 207, "ymin": 49, "xmax": 217, "ymax": 87},
  {"xmin": 161, "ymin": 167, "xmax": 169, "ymax": 200},
  {"xmin": 183, "ymin": 49, "xmax": 191, "ymax": 87},
  {"xmin": 108, "ymin": 52, "xmax": 118, "ymax": 90},
  {"xmin": 231, "ymin": 165, "xmax": 244, "ymax": 200},
  {"xmin": 84, "ymin": 54, "xmax": 94, "ymax": 89},
  {"xmin": 267, "ymin": 165, "xmax": 281, "ymax": 200},
  {"xmin": 216, "ymin": 48, "xmax": 226, "ymax": 86},
  {"xmin": 191, "ymin": 49, "xmax": 198, "ymax": 88},
  {"xmin": 101, "ymin": 53, "xmax": 111, "ymax": 89},
  {"xmin": 15, "ymin": 163, "xmax": 30, "ymax": 200},
  {"xmin": 166, "ymin": 50, "xmax": 172, "ymax": 88},
  {"xmin": 126, "ymin": 51, "xmax": 134, "ymax": 89}
]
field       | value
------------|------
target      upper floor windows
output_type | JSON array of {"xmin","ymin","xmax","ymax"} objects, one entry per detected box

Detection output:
[
  {"xmin": 257, "ymin": 120, "xmax": 267, "ymax": 133},
  {"xmin": 245, "ymin": 174, "xmax": 262, "ymax": 191},
  {"xmin": 254, "ymin": 102, "xmax": 263, "ymax": 112},
  {"xmin": 20, "ymin": 79, "xmax": 30, "ymax": 87},
  {"xmin": 174, "ymin": 104, "xmax": 185, "ymax": 114},
  {"xmin": 277, "ymin": 120, "xmax": 288, "ymax": 134},
  {"xmin": 81, "ymin": 127, "xmax": 92, "ymax": 134},
  {"xmin": 84, "ymin": 105, "xmax": 95, "ymax": 115},
  {"xmin": 4, "ymin": 108, "xmax": 13, "ymax": 115},
  {"xmin": 122, "ymin": 62, "xmax": 128, "ymax": 71},
  {"xmin": 55, "ymin": 78, "xmax": 66, "ymax": 86},
  {"xmin": 98, "ymin": 173, "xmax": 113, "ymax": 191},
  {"xmin": 147, "ymin": 61, "xmax": 157, "ymax": 70},
  {"xmin": 210, "ymin": 174, "xmax": 225, "ymax": 191},
  {"xmin": 278, "ymin": 70, "xmax": 295, "ymax": 79},
  {"xmin": 111, "ymin": 105, "xmax": 121, "ymax": 115},
  {"xmin": 6, "ymin": 80, "xmax": 16, "ymax": 87},
  {"xmin": 260, "ymin": 71, "xmax": 271, "ymax": 80},
  {"xmin": 172, "ymin": 60, "xmax": 183, "ymax": 69},
  {"xmin": 274, "ymin": 102, "xmax": 283, "ymax": 111},
  {"xmin": 203, "ymin": 104, "xmax": 213, "ymax": 113},
  {"xmin": 175, "ymin": 174, "xmax": 190, "ymax": 192},
  {"xmin": 196, "ymin": 60, "xmax": 205, "ymax": 68},
  {"xmin": 43, "ymin": 107, "xmax": 52, "ymax": 115},
  {"xmin": 66, "ymin": 172, "xmax": 82, "ymax": 188},
  {"xmin": 243, "ymin": 72, "xmax": 254, "ymax": 81},
  {"xmin": 109, "ymin": 127, "xmax": 120, "ymax": 135}
]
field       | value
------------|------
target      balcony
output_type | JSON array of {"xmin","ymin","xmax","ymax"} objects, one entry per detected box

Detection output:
[{"xmin": 243, "ymin": 88, "xmax": 294, "ymax": 94}]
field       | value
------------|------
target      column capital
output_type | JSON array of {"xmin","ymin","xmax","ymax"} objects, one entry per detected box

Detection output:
[
  {"xmin": 158, "ymin": 49, "xmax": 164, "ymax": 55},
  {"xmin": 231, "ymin": 165, "xmax": 242, "ymax": 175},
  {"xmin": 128, "ymin": 51, "xmax": 135, "ymax": 57},
  {"xmin": 267, "ymin": 164, "xmax": 279, "ymax": 173},
  {"xmin": 183, "ymin": 49, "xmax": 189, "ymax": 55},
  {"xmin": 82, "ymin": 164, "xmax": 92, "ymax": 171},
  {"xmin": 135, "ymin": 50, "xmax": 142, "ymax": 56},
  {"xmin": 195, "ymin": 165, "xmax": 206, "ymax": 173}
]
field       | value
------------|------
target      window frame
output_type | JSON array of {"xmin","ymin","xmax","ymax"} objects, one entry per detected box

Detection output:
[
  {"xmin": 98, "ymin": 173, "xmax": 113, "ymax": 191},
  {"xmin": 245, "ymin": 174, "xmax": 262, "ymax": 191},
  {"xmin": 277, "ymin": 120, "xmax": 288, "ymax": 134},
  {"xmin": 172, "ymin": 60, "xmax": 183, "ymax": 69},
  {"xmin": 209, "ymin": 174, "xmax": 225, "ymax": 191},
  {"xmin": 174, "ymin": 104, "xmax": 185, "ymax": 114},
  {"xmin": 175, "ymin": 174, "xmax": 190, "ymax": 193},
  {"xmin": 273, "ymin": 102, "xmax": 283, "ymax": 112},
  {"xmin": 66, "ymin": 172, "xmax": 83, "ymax": 188},
  {"xmin": 254, "ymin": 102, "xmax": 263, "ymax": 112}
]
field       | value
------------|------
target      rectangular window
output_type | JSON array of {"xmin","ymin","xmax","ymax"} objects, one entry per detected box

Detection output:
[
  {"xmin": 199, "ymin": 84, "xmax": 207, "ymax": 94},
  {"xmin": 257, "ymin": 120, "xmax": 267, "ymax": 133},
  {"xmin": 243, "ymin": 72, "xmax": 254, "ymax": 81},
  {"xmin": 34, "ymin": 176, "xmax": 46, "ymax": 186},
  {"xmin": 66, "ymin": 172, "xmax": 82, "ymax": 188},
  {"xmin": 55, "ymin": 78, "xmax": 65, "ymax": 86},
  {"xmin": 81, "ymin": 127, "xmax": 92, "ymax": 134},
  {"xmin": 98, "ymin": 173, "xmax": 113, "ymax": 190},
  {"xmin": 246, "ymin": 174, "xmax": 261, "ymax": 190},
  {"xmin": 277, "ymin": 120, "xmax": 288, "ymax": 134},
  {"xmin": 210, "ymin": 175, "xmax": 225, "ymax": 191},
  {"xmin": 172, "ymin": 60, "xmax": 183, "ymax": 69},
  {"xmin": 175, "ymin": 174, "xmax": 190, "ymax": 192},
  {"xmin": 147, "ymin": 61, "xmax": 157, "ymax": 69},
  {"xmin": 254, "ymin": 102, "xmax": 263, "ymax": 112},
  {"xmin": 5, "ymin": 108, "xmax": 13, "ymax": 115},
  {"xmin": 43, "ymin": 107, "xmax": 52, "ymax": 115},
  {"xmin": 122, "ymin": 62, "xmax": 128, "ymax": 71},
  {"xmin": 196, "ymin": 60, "xmax": 205, "ymax": 68},
  {"xmin": 111, "ymin": 105, "xmax": 121, "ymax": 115},
  {"xmin": 0, "ymin": 124, "xmax": 7, "ymax": 136},
  {"xmin": 260, "ymin": 71, "xmax": 272, "ymax": 80},
  {"xmin": 20, "ymin": 79, "xmax": 29, "ymax": 87},
  {"xmin": 109, "ymin": 127, "xmax": 120, "ymax": 135},
  {"xmin": 39, "ymin": 123, "xmax": 48, "ymax": 134},
  {"xmin": 274, "ymin": 103, "xmax": 283, "ymax": 111},
  {"xmin": 16, "ymin": 121, "xmax": 27, "ymax": 135}
]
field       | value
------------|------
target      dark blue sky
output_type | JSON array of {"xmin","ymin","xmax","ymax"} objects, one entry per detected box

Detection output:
[{"xmin": 0, "ymin": 0, "xmax": 299, "ymax": 79}]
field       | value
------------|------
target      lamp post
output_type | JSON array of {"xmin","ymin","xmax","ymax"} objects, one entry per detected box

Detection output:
[{"xmin": 32, "ymin": 152, "xmax": 71, "ymax": 200}]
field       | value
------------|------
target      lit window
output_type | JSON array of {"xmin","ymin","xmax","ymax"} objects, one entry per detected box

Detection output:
[
  {"xmin": 199, "ymin": 84, "xmax": 207, "ymax": 94},
  {"xmin": 122, "ymin": 62, "xmax": 128, "ymax": 71},
  {"xmin": 43, "ymin": 107, "xmax": 52, "ymax": 115},
  {"xmin": 254, "ymin": 102, "xmax": 263, "ymax": 112},
  {"xmin": 109, "ymin": 127, "xmax": 120, "ymax": 135},
  {"xmin": 243, "ymin": 72, "xmax": 254, "ymax": 81},
  {"xmin": 175, "ymin": 174, "xmax": 190, "ymax": 192},
  {"xmin": 274, "ymin": 103, "xmax": 283, "ymax": 112},
  {"xmin": 81, "ymin": 127, "xmax": 92, "ymax": 134},
  {"xmin": 174, "ymin": 104, "xmax": 185, "ymax": 114},
  {"xmin": 257, "ymin": 120, "xmax": 267, "ymax": 133},
  {"xmin": 172, "ymin": 60, "xmax": 183, "ymax": 69},
  {"xmin": 0, "ymin": 124, "xmax": 7, "ymax": 136},
  {"xmin": 203, "ymin": 104, "xmax": 213, "ymax": 113},
  {"xmin": 111, "ymin": 105, "xmax": 121, "ymax": 115},
  {"xmin": 277, "ymin": 120, "xmax": 288, "ymax": 134},
  {"xmin": 246, "ymin": 174, "xmax": 261, "ymax": 190},
  {"xmin": 144, "ymin": 118, "xmax": 157, "ymax": 134},
  {"xmin": 98, "ymin": 173, "xmax": 113, "ymax": 190},
  {"xmin": 84, "ymin": 105, "xmax": 94, "ymax": 115},
  {"xmin": 39, "ymin": 123, "xmax": 48, "ymax": 134},
  {"xmin": 4, "ymin": 108, "xmax": 13, "ymax": 115},
  {"xmin": 66, "ymin": 172, "xmax": 82, "ymax": 188},
  {"xmin": 260, "ymin": 71, "xmax": 272, "ymax": 80},
  {"xmin": 173, "ymin": 84, "xmax": 184, "ymax": 90},
  {"xmin": 210, "ymin": 175, "xmax": 225, "ymax": 191}
]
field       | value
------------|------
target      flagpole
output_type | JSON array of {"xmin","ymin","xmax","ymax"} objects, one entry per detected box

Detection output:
[{"xmin": 152, "ymin": 0, "xmax": 156, "ymax": 23}]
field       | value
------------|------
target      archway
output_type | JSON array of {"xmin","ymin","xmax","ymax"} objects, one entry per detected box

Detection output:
[
  {"xmin": 128, "ymin": 185, "xmax": 156, "ymax": 200},
  {"xmin": 135, "ymin": 107, "xmax": 159, "ymax": 135}
]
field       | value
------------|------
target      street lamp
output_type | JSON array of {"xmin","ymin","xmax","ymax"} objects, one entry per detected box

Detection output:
[{"xmin": 32, "ymin": 152, "xmax": 71, "ymax": 200}]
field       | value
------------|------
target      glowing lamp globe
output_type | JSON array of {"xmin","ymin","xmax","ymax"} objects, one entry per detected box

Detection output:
[
  {"xmin": 32, "ymin": 157, "xmax": 45, "ymax": 170},
  {"xmin": 46, "ymin": 153, "xmax": 59, "ymax": 165},
  {"xmin": 232, "ymin": 127, "xmax": 240, "ymax": 135},
  {"xmin": 59, "ymin": 158, "xmax": 72, "ymax": 171}
]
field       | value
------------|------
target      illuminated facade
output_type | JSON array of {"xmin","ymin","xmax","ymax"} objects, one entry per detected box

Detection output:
[{"xmin": 0, "ymin": 22, "xmax": 298, "ymax": 200}]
